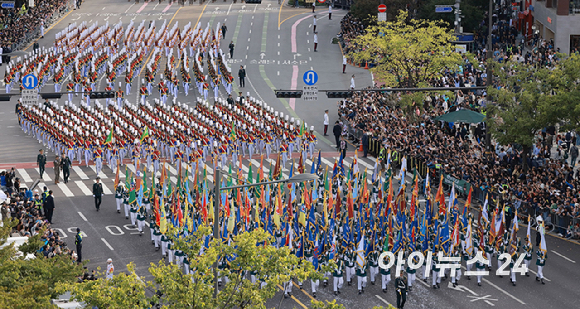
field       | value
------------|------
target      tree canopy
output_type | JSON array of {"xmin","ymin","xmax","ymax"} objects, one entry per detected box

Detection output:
[
  {"xmin": 60, "ymin": 226, "xmax": 324, "ymax": 309},
  {"xmin": 0, "ymin": 219, "xmax": 83, "ymax": 309},
  {"xmin": 350, "ymin": 11, "xmax": 465, "ymax": 88}
]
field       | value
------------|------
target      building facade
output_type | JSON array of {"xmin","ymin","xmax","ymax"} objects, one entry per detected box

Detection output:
[{"xmin": 533, "ymin": 0, "xmax": 580, "ymax": 52}]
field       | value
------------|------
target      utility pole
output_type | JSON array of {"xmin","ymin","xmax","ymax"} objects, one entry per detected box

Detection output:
[{"xmin": 454, "ymin": 0, "xmax": 461, "ymax": 34}]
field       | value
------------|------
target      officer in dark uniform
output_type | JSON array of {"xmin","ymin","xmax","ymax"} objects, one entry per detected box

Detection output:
[
  {"xmin": 75, "ymin": 227, "xmax": 83, "ymax": 264},
  {"xmin": 92, "ymin": 176, "xmax": 103, "ymax": 211},
  {"xmin": 37, "ymin": 149, "xmax": 47, "ymax": 179},
  {"xmin": 395, "ymin": 273, "xmax": 408, "ymax": 309}
]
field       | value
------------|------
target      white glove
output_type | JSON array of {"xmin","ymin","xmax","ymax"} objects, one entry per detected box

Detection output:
[{"xmin": 93, "ymin": 195, "xmax": 95, "ymax": 197}]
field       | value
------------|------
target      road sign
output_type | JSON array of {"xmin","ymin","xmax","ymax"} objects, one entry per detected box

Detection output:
[
  {"xmin": 303, "ymin": 70, "xmax": 318, "ymax": 86},
  {"xmin": 378, "ymin": 12, "xmax": 387, "ymax": 22},
  {"xmin": 435, "ymin": 5, "xmax": 453, "ymax": 13},
  {"xmin": 317, "ymin": 0, "xmax": 326, "ymax": 3},
  {"xmin": 21, "ymin": 89, "xmax": 38, "ymax": 105},
  {"xmin": 378, "ymin": 4, "xmax": 387, "ymax": 12},
  {"xmin": 22, "ymin": 74, "xmax": 38, "ymax": 89},
  {"xmin": 0, "ymin": 1, "xmax": 15, "ymax": 9},
  {"xmin": 302, "ymin": 86, "xmax": 318, "ymax": 101}
]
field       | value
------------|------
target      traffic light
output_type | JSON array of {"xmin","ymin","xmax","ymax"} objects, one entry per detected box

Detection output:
[
  {"xmin": 326, "ymin": 91, "xmax": 353, "ymax": 98},
  {"xmin": 41, "ymin": 93, "xmax": 62, "ymax": 99},
  {"xmin": 275, "ymin": 91, "xmax": 302, "ymax": 98},
  {"xmin": 90, "ymin": 91, "xmax": 115, "ymax": 99},
  {"xmin": 245, "ymin": 0, "xmax": 261, "ymax": 3}
]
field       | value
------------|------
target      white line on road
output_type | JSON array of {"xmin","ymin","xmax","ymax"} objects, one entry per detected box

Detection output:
[
  {"xmin": 101, "ymin": 182, "xmax": 113, "ymax": 195},
  {"xmin": 72, "ymin": 166, "xmax": 89, "ymax": 179},
  {"xmin": 309, "ymin": 57, "xmax": 312, "ymax": 61},
  {"xmin": 78, "ymin": 211, "xmax": 88, "ymax": 222},
  {"xmin": 90, "ymin": 165, "xmax": 108, "ymax": 178},
  {"xmin": 277, "ymin": 71, "xmax": 280, "ymax": 76},
  {"xmin": 278, "ymin": 34, "xmax": 280, "ymax": 39},
  {"xmin": 307, "ymin": 40, "xmax": 309, "ymax": 44},
  {"xmin": 124, "ymin": 3, "xmax": 135, "ymax": 13},
  {"xmin": 75, "ymin": 181, "xmax": 93, "ymax": 196},
  {"xmin": 527, "ymin": 268, "xmax": 551, "ymax": 281},
  {"xmin": 254, "ymin": 4, "xmax": 257, "ymax": 12},
  {"xmin": 227, "ymin": 3, "xmax": 232, "ymax": 15},
  {"xmin": 35, "ymin": 168, "xmax": 51, "ymax": 181},
  {"xmin": 481, "ymin": 277, "xmax": 525, "ymax": 305},
  {"xmin": 17, "ymin": 169, "xmax": 33, "ymax": 183},
  {"xmin": 551, "ymin": 250, "xmax": 576, "ymax": 263},
  {"xmin": 375, "ymin": 295, "xmax": 391, "ymax": 306},
  {"xmin": 57, "ymin": 183, "xmax": 74, "ymax": 197},
  {"xmin": 101, "ymin": 238, "xmax": 114, "ymax": 250},
  {"xmin": 277, "ymin": 51, "xmax": 280, "ymax": 55},
  {"xmin": 278, "ymin": 42, "xmax": 280, "ymax": 47}
]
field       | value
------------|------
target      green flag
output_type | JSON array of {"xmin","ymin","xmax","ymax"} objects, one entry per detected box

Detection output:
[
  {"xmin": 149, "ymin": 171, "xmax": 155, "ymax": 200},
  {"xmin": 140, "ymin": 126, "xmax": 150, "ymax": 142},
  {"xmin": 142, "ymin": 169, "xmax": 148, "ymax": 197},
  {"xmin": 247, "ymin": 164, "xmax": 253, "ymax": 184},
  {"xmin": 230, "ymin": 122, "xmax": 236, "ymax": 141},
  {"xmin": 104, "ymin": 129, "xmax": 113, "ymax": 145},
  {"xmin": 227, "ymin": 164, "xmax": 233, "ymax": 187}
]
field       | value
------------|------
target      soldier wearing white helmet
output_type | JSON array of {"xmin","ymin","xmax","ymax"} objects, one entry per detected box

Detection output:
[{"xmin": 106, "ymin": 258, "xmax": 114, "ymax": 280}]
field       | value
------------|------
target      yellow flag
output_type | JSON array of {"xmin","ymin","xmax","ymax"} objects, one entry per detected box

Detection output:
[{"xmin": 160, "ymin": 199, "xmax": 167, "ymax": 234}]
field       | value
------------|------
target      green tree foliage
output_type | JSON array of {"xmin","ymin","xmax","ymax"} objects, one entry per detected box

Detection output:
[
  {"xmin": 417, "ymin": 0, "xmax": 487, "ymax": 33},
  {"xmin": 0, "ymin": 219, "xmax": 83, "ymax": 309},
  {"xmin": 487, "ymin": 60, "xmax": 561, "ymax": 169},
  {"xmin": 62, "ymin": 226, "xmax": 324, "ymax": 309},
  {"xmin": 350, "ymin": 11, "xmax": 464, "ymax": 89},
  {"xmin": 546, "ymin": 53, "xmax": 580, "ymax": 131}
]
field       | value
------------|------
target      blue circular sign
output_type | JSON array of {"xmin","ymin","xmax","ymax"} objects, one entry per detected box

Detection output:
[
  {"xmin": 303, "ymin": 70, "xmax": 318, "ymax": 86},
  {"xmin": 22, "ymin": 74, "xmax": 38, "ymax": 89}
]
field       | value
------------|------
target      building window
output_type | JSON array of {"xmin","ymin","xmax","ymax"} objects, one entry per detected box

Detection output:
[
  {"xmin": 571, "ymin": 35, "xmax": 580, "ymax": 53},
  {"xmin": 571, "ymin": 0, "xmax": 580, "ymax": 13}
]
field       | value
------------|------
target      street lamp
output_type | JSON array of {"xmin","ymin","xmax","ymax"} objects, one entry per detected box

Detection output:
[{"xmin": 211, "ymin": 170, "xmax": 317, "ymax": 299}]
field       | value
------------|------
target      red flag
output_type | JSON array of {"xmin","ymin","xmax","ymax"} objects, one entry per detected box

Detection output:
[
  {"xmin": 335, "ymin": 186, "xmax": 341, "ymax": 217},
  {"xmin": 347, "ymin": 181, "xmax": 354, "ymax": 220},
  {"xmin": 435, "ymin": 174, "xmax": 445, "ymax": 215},
  {"xmin": 177, "ymin": 197, "xmax": 183, "ymax": 227},
  {"xmin": 273, "ymin": 154, "xmax": 281, "ymax": 179},
  {"xmin": 464, "ymin": 186, "xmax": 473, "ymax": 212},
  {"xmin": 287, "ymin": 190, "xmax": 294, "ymax": 220},
  {"xmin": 298, "ymin": 152, "xmax": 304, "ymax": 174},
  {"xmin": 154, "ymin": 196, "xmax": 160, "ymax": 226},
  {"xmin": 201, "ymin": 194, "xmax": 208, "ymax": 223}
]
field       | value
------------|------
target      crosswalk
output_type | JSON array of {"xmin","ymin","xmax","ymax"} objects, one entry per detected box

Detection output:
[{"xmin": 14, "ymin": 155, "xmax": 379, "ymax": 199}]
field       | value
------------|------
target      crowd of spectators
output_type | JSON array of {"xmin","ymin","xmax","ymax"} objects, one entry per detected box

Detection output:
[
  {"xmin": 1, "ymin": 168, "xmax": 77, "ymax": 260},
  {"xmin": 0, "ymin": 0, "xmax": 69, "ymax": 52}
]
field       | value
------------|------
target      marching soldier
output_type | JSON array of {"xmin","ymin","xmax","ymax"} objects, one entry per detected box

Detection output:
[
  {"xmin": 115, "ymin": 183, "xmax": 125, "ymax": 214},
  {"xmin": 356, "ymin": 252, "xmax": 368, "ymax": 295},
  {"xmin": 140, "ymin": 79, "xmax": 148, "ymax": 105},
  {"xmin": 116, "ymin": 84, "xmax": 124, "ymax": 108},
  {"xmin": 536, "ymin": 249, "xmax": 547, "ymax": 284}
]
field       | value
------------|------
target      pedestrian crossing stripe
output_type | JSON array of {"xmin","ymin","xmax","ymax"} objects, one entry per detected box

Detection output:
[
  {"xmin": 72, "ymin": 166, "xmax": 89, "ymax": 180},
  {"xmin": 14, "ymin": 156, "xmax": 379, "ymax": 198}
]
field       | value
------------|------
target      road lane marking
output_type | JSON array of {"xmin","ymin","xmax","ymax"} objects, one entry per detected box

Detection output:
[
  {"xmin": 35, "ymin": 168, "xmax": 51, "ymax": 181},
  {"xmin": 90, "ymin": 166, "xmax": 108, "ymax": 178},
  {"xmin": 78, "ymin": 211, "xmax": 88, "ymax": 222},
  {"xmin": 124, "ymin": 3, "xmax": 135, "ymax": 13},
  {"xmin": 375, "ymin": 295, "xmax": 392, "ymax": 306},
  {"xmin": 17, "ymin": 168, "xmax": 33, "ymax": 182},
  {"xmin": 102, "ymin": 182, "xmax": 113, "ymax": 195},
  {"xmin": 73, "ymin": 166, "xmax": 89, "ymax": 179},
  {"xmin": 75, "ymin": 181, "xmax": 93, "ymax": 196},
  {"xmin": 276, "ymin": 285, "xmax": 307, "ymax": 309},
  {"xmin": 101, "ymin": 238, "xmax": 114, "ymax": 250},
  {"xmin": 551, "ymin": 250, "xmax": 576, "ymax": 263},
  {"xmin": 57, "ymin": 183, "xmax": 74, "ymax": 197},
  {"xmin": 162, "ymin": 3, "xmax": 173, "ymax": 13},
  {"xmin": 136, "ymin": 2, "xmax": 148, "ymax": 13}
]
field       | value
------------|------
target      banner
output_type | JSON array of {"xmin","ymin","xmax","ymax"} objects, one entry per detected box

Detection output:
[{"xmin": 443, "ymin": 173, "xmax": 471, "ymax": 195}]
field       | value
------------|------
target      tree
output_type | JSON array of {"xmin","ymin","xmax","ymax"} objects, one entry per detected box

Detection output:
[
  {"xmin": 0, "ymin": 219, "xmax": 84, "ymax": 309},
  {"xmin": 62, "ymin": 225, "xmax": 324, "ymax": 308},
  {"xmin": 486, "ymin": 60, "xmax": 562, "ymax": 170},
  {"xmin": 547, "ymin": 53, "xmax": 580, "ymax": 132},
  {"xmin": 349, "ymin": 11, "xmax": 465, "ymax": 89},
  {"xmin": 417, "ymin": 0, "xmax": 487, "ymax": 33}
]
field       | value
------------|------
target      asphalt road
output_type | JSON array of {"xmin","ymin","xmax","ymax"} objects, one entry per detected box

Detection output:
[{"xmin": 1, "ymin": 1, "xmax": 580, "ymax": 308}]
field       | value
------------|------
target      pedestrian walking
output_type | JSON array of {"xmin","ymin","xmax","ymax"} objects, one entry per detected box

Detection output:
[
  {"xmin": 53, "ymin": 155, "xmax": 61, "ymax": 184},
  {"xmin": 37, "ymin": 149, "xmax": 46, "ymax": 179},
  {"xmin": 333, "ymin": 121, "xmax": 342, "ymax": 149},
  {"xmin": 312, "ymin": 1, "xmax": 315, "ymax": 13},
  {"xmin": 343, "ymin": 55, "xmax": 347, "ymax": 74},
  {"xmin": 323, "ymin": 110, "xmax": 329, "ymax": 136},
  {"xmin": 238, "ymin": 65, "xmax": 246, "ymax": 88},
  {"xmin": 328, "ymin": 4, "xmax": 332, "ymax": 20},
  {"xmin": 75, "ymin": 227, "xmax": 83, "ymax": 264},
  {"xmin": 61, "ymin": 154, "xmax": 71, "ymax": 183},
  {"xmin": 40, "ymin": 21, "xmax": 45, "ymax": 39},
  {"xmin": 339, "ymin": 136, "xmax": 348, "ymax": 157},
  {"xmin": 221, "ymin": 24, "xmax": 227, "ymax": 38},
  {"xmin": 93, "ymin": 177, "xmax": 103, "ymax": 211},
  {"xmin": 313, "ymin": 15, "xmax": 317, "ymax": 32},
  {"xmin": 313, "ymin": 32, "xmax": 318, "ymax": 52},
  {"xmin": 106, "ymin": 258, "xmax": 114, "ymax": 280},
  {"xmin": 229, "ymin": 41, "xmax": 235, "ymax": 58},
  {"xmin": 350, "ymin": 74, "xmax": 356, "ymax": 89},
  {"xmin": 395, "ymin": 273, "xmax": 408, "ymax": 309},
  {"xmin": 44, "ymin": 190, "xmax": 54, "ymax": 224}
]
